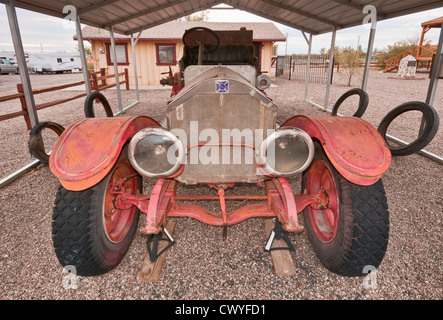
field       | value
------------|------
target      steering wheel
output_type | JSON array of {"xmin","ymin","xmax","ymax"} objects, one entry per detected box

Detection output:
[{"xmin": 182, "ymin": 27, "xmax": 220, "ymax": 54}]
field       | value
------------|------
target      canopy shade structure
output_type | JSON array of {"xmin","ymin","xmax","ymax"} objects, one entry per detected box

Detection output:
[
  {"xmin": 0, "ymin": 0, "xmax": 442, "ymax": 36},
  {"xmin": 74, "ymin": 21, "xmax": 287, "ymax": 42},
  {"xmin": 0, "ymin": 0, "xmax": 442, "ymax": 190},
  {"xmin": 422, "ymin": 15, "xmax": 443, "ymax": 28}
]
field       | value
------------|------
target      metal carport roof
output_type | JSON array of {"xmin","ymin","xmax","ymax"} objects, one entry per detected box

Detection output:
[
  {"xmin": 0, "ymin": 0, "xmax": 442, "ymax": 189},
  {"xmin": 1, "ymin": 0, "xmax": 442, "ymax": 36}
]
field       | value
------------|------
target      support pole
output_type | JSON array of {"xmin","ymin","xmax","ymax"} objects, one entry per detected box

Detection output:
[
  {"xmin": 362, "ymin": 27, "xmax": 376, "ymax": 91},
  {"xmin": 131, "ymin": 34, "xmax": 140, "ymax": 101},
  {"xmin": 5, "ymin": 0, "xmax": 38, "ymax": 128},
  {"xmin": 110, "ymin": 26, "xmax": 123, "ymax": 112},
  {"xmin": 304, "ymin": 33, "xmax": 312, "ymax": 100},
  {"xmin": 288, "ymin": 55, "xmax": 292, "ymax": 81},
  {"xmin": 425, "ymin": 22, "xmax": 443, "ymax": 107},
  {"xmin": 75, "ymin": 14, "xmax": 91, "ymax": 95},
  {"xmin": 324, "ymin": 26, "xmax": 337, "ymax": 108}
]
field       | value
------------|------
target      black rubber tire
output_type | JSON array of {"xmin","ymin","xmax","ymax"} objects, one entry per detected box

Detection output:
[
  {"xmin": 84, "ymin": 91, "xmax": 114, "ymax": 118},
  {"xmin": 331, "ymin": 88, "xmax": 369, "ymax": 118},
  {"xmin": 302, "ymin": 143, "xmax": 389, "ymax": 277},
  {"xmin": 52, "ymin": 150, "xmax": 141, "ymax": 276},
  {"xmin": 377, "ymin": 101, "xmax": 439, "ymax": 156},
  {"xmin": 28, "ymin": 121, "xmax": 65, "ymax": 164}
]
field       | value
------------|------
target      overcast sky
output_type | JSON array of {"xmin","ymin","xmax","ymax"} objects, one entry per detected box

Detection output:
[{"xmin": 0, "ymin": 4, "xmax": 442, "ymax": 55}]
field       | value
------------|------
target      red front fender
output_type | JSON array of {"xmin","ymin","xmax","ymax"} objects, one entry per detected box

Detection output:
[
  {"xmin": 49, "ymin": 116, "xmax": 160, "ymax": 191},
  {"xmin": 281, "ymin": 115, "xmax": 391, "ymax": 186}
]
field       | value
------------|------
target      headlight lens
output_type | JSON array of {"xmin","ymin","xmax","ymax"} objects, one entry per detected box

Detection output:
[
  {"xmin": 257, "ymin": 127, "xmax": 314, "ymax": 177},
  {"xmin": 129, "ymin": 127, "xmax": 184, "ymax": 178}
]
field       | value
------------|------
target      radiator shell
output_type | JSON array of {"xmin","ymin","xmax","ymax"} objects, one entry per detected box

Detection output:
[{"xmin": 166, "ymin": 67, "xmax": 277, "ymax": 184}]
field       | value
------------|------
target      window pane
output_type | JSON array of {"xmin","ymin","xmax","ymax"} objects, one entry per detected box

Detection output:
[
  {"xmin": 109, "ymin": 45, "xmax": 127, "ymax": 64},
  {"xmin": 158, "ymin": 45, "xmax": 174, "ymax": 64}
]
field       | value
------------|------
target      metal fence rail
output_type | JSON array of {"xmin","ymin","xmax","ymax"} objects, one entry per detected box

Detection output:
[
  {"xmin": 276, "ymin": 54, "xmax": 331, "ymax": 84},
  {"xmin": 291, "ymin": 54, "xmax": 330, "ymax": 84}
]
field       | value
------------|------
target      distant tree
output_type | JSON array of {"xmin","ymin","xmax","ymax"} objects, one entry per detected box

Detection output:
[
  {"xmin": 75, "ymin": 44, "xmax": 92, "ymax": 58},
  {"xmin": 374, "ymin": 36, "xmax": 432, "ymax": 68},
  {"xmin": 406, "ymin": 33, "xmax": 421, "ymax": 46},
  {"xmin": 336, "ymin": 46, "xmax": 363, "ymax": 87},
  {"xmin": 178, "ymin": 10, "xmax": 209, "ymax": 22}
]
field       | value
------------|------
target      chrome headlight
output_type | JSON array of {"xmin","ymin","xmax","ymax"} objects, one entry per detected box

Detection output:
[
  {"xmin": 257, "ymin": 127, "xmax": 314, "ymax": 177},
  {"xmin": 128, "ymin": 127, "xmax": 184, "ymax": 178},
  {"xmin": 256, "ymin": 74, "xmax": 272, "ymax": 90}
]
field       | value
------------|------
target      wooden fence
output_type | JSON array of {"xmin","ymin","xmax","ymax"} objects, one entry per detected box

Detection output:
[{"xmin": 0, "ymin": 68, "xmax": 129, "ymax": 130}]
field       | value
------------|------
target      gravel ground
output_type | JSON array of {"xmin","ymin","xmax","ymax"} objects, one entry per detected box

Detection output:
[{"xmin": 0, "ymin": 70, "xmax": 442, "ymax": 300}]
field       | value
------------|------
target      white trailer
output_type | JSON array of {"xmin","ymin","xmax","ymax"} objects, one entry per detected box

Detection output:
[
  {"xmin": 28, "ymin": 53, "xmax": 82, "ymax": 73},
  {"xmin": 0, "ymin": 50, "xmax": 29, "ymax": 64}
]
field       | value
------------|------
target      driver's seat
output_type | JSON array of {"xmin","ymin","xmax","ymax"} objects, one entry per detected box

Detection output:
[{"xmin": 179, "ymin": 29, "xmax": 258, "ymax": 71}]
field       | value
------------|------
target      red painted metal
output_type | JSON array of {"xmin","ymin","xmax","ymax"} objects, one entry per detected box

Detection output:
[
  {"xmin": 104, "ymin": 160, "xmax": 139, "ymax": 243},
  {"xmin": 305, "ymin": 160, "xmax": 340, "ymax": 243},
  {"xmin": 281, "ymin": 115, "xmax": 391, "ymax": 186},
  {"xmin": 169, "ymin": 203, "xmax": 275, "ymax": 226},
  {"xmin": 188, "ymin": 142, "xmax": 257, "ymax": 150},
  {"xmin": 139, "ymin": 178, "xmax": 177, "ymax": 234},
  {"xmin": 174, "ymin": 195, "xmax": 268, "ymax": 200},
  {"xmin": 171, "ymin": 72, "xmax": 183, "ymax": 96},
  {"xmin": 278, "ymin": 178, "xmax": 302, "ymax": 232},
  {"xmin": 49, "ymin": 116, "xmax": 160, "ymax": 191},
  {"xmin": 114, "ymin": 177, "xmax": 328, "ymax": 236},
  {"xmin": 217, "ymin": 188, "xmax": 228, "ymax": 239}
]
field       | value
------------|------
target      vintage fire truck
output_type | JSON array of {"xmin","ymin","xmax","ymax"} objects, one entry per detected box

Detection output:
[{"xmin": 49, "ymin": 27, "xmax": 392, "ymax": 277}]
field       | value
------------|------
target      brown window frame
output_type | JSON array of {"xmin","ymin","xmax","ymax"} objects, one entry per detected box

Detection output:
[
  {"xmin": 105, "ymin": 42, "xmax": 129, "ymax": 66},
  {"xmin": 155, "ymin": 43, "xmax": 176, "ymax": 66}
]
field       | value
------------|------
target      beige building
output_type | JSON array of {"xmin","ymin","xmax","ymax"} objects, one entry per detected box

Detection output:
[{"xmin": 76, "ymin": 21, "xmax": 286, "ymax": 87}]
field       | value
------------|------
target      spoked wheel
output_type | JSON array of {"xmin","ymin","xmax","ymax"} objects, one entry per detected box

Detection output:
[
  {"xmin": 52, "ymin": 147, "xmax": 141, "ymax": 276},
  {"xmin": 305, "ymin": 160, "xmax": 340, "ymax": 243},
  {"xmin": 302, "ymin": 143, "xmax": 389, "ymax": 276}
]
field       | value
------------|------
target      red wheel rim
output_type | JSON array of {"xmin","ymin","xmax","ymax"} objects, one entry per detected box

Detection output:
[
  {"xmin": 103, "ymin": 161, "xmax": 138, "ymax": 243},
  {"xmin": 306, "ymin": 160, "xmax": 339, "ymax": 243}
]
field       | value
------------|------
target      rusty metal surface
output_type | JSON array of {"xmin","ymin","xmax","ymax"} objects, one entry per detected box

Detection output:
[
  {"xmin": 281, "ymin": 115, "xmax": 391, "ymax": 185},
  {"xmin": 184, "ymin": 65, "xmax": 257, "ymax": 85},
  {"xmin": 49, "ymin": 116, "xmax": 160, "ymax": 191},
  {"xmin": 166, "ymin": 66, "xmax": 271, "ymax": 111},
  {"xmin": 122, "ymin": 177, "xmax": 327, "ymax": 236},
  {"xmin": 167, "ymin": 67, "xmax": 277, "ymax": 185}
]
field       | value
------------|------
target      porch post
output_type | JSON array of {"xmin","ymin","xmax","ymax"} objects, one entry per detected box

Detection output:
[
  {"xmin": 110, "ymin": 26, "xmax": 123, "ymax": 112},
  {"xmin": 324, "ymin": 26, "xmax": 337, "ymax": 108},
  {"xmin": 75, "ymin": 14, "xmax": 91, "ymax": 95},
  {"xmin": 5, "ymin": 0, "xmax": 39, "ymax": 128},
  {"xmin": 304, "ymin": 33, "xmax": 313, "ymax": 100},
  {"xmin": 362, "ymin": 26, "xmax": 376, "ymax": 91},
  {"xmin": 131, "ymin": 33, "xmax": 140, "ymax": 101},
  {"xmin": 425, "ymin": 22, "xmax": 443, "ymax": 106}
]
